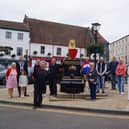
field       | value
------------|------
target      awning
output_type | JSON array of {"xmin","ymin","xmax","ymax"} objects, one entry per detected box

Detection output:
[{"xmin": 0, "ymin": 46, "xmax": 13, "ymax": 51}]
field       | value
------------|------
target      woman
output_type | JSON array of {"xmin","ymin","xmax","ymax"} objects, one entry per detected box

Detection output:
[
  {"xmin": 87, "ymin": 62, "xmax": 97, "ymax": 100},
  {"xmin": 116, "ymin": 59, "xmax": 126, "ymax": 95},
  {"xmin": 6, "ymin": 62, "xmax": 18, "ymax": 98}
]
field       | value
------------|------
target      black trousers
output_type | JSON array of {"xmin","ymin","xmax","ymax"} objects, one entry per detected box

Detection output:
[
  {"xmin": 34, "ymin": 83, "xmax": 43, "ymax": 107},
  {"xmin": 89, "ymin": 84, "xmax": 96, "ymax": 100},
  {"xmin": 18, "ymin": 86, "xmax": 28, "ymax": 96},
  {"xmin": 49, "ymin": 78, "xmax": 57, "ymax": 96}
]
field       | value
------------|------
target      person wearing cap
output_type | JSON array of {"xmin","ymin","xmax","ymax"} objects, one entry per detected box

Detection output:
[
  {"xmin": 33, "ymin": 60, "xmax": 48, "ymax": 108},
  {"xmin": 6, "ymin": 62, "xmax": 18, "ymax": 98},
  {"xmin": 87, "ymin": 62, "xmax": 97, "ymax": 100},
  {"xmin": 96, "ymin": 57, "xmax": 107, "ymax": 93}
]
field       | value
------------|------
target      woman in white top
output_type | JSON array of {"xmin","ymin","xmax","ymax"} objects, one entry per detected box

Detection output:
[{"xmin": 19, "ymin": 70, "xmax": 28, "ymax": 97}]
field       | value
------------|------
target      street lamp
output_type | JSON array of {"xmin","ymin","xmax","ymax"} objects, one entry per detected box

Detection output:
[{"xmin": 91, "ymin": 22, "xmax": 101, "ymax": 66}]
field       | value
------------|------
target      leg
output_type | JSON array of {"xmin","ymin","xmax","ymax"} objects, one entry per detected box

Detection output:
[
  {"xmin": 38, "ymin": 87, "xmax": 43, "ymax": 107},
  {"xmin": 53, "ymin": 79, "xmax": 57, "ymax": 96},
  {"xmin": 121, "ymin": 76, "xmax": 125, "ymax": 93},
  {"xmin": 8, "ymin": 88, "xmax": 13, "ymax": 98},
  {"xmin": 117, "ymin": 76, "xmax": 121, "ymax": 93},
  {"xmin": 21, "ymin": 87, "xmax": 25, "ymax": 97},
  {"xmin": 96, "ymin": 76, "xmax": 100, "ymax": 92},
  {"xmin": 34, "ymin": 83, "xmax": 38, "ymax": 107},
  {"xmin": 92, "ymin": 85, "xmax": 96, "ymax": 100},
  {"xmin": 18, "ymin": 86, "xmax": 21, "ymax": 97},
  {"xmin": 101, "ymin": 76, "xmax": 105, "ymax": 93},
  {"xmin": 24, "ymin": 87, "xmax": 29, "ymax": 96}
]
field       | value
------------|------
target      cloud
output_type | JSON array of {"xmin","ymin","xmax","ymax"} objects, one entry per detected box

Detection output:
[{"xmin": 0, "ymin": 0, "xmax": 129, "ymax": 42}]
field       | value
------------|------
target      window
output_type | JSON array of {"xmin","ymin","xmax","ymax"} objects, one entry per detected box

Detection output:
[
  {"xmin": 57, "ymin": 48, "xmax": 61, "ymax": 55},
  {"xmin": 40, "ymin": 46, "xmax": 45, "ymax": 54},
  {"xmin": 5, "ymin": 31, "xmax": 12, "ymax": 39},
  {"xmin": 18, "ymin": 33, "xmax": 24, "ymax": 40},
  {"xmin": 17, "ymin": 47, "xmax": 23, "ymax": 56}
]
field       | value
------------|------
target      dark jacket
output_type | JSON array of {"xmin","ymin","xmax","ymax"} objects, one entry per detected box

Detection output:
[
  {"xmin": 16, "ymin": 61, "xmax": 28, "ymax": 77},
  {"xmin": 109, "ymin": 61, "xmax": 119, "ymax": 74},
  {"xmin": 87, "ymin": 70, "xmax": 97, "ymax": 85},
  {"xmin": 49, "ymin": 64, "xmax": 59, "ymax": 78},
  {"xmin": 33, "ymin": 67, "xmax": 48, "ymax": 87}
]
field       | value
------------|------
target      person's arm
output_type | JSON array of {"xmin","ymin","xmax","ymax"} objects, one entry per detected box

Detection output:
[
  {"xmin": 102, "ymin": 63, "xmax": 107, "ymax": 75},
  {"xmin": 6, "ymin": 68, "xmax": 11, "ymax": 79},
  {"xmin": 127, "ymin": 66, "xmax": 129, "ymax": 75}
]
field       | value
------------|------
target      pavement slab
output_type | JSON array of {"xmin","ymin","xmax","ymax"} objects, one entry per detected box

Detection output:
[{"xmin": 0, "ymin": 82, "xmax": 129, "ymax": 112}]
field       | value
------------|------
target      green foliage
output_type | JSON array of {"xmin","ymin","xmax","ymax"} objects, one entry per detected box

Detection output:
[{"xmin": 87, "ymin": 44, "xmax": 104, "ymax": 55}]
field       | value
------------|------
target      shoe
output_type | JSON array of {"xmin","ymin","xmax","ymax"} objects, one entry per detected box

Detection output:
[
  {"xmin": 120, "ymin": 92, "xmax": 124, "ymax": 95},
  {"xmin": 102, "ymin": 91, "xmax": 105, "ymax": 94},
  {"xmin": 96, "ymin": 90, "xmax": 99, "ymax": 93},
  {"xmin": 32, "ymin": 106, "xmax": 37, "ymax": 109},
  {"xmin": 24, "ymin": 94, "xmax": 29, "ymax": 97},
  {"xmin": 42, "ymin": 94, "xmax": 46, "ymax": 97},
  {"xmin": 21, "ymin": 95, "xmax": 24, "ymax": 98}
]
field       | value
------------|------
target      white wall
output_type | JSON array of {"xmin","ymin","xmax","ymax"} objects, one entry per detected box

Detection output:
[
  {"xmin": 30, "ymin": 43, "xmax": 86, "ymax": 58},
  {"xmin": 0, "ymin": 28, "xmax": 30, "ymax": 59}
]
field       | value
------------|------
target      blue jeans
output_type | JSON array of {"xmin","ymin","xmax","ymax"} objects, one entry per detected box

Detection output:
[
  {"xmin": 89, "ymin": 84, "xmax": 96, "ymax": 100},
  {"xmin": 97, "ymin": 75, "xmax": 105, "ymax": 92},
  {"xmin": 110, "ymin": 73, "xmax": 117, "ymax": 89},
  {"xmin": 117, "ymin": 76, "xmax": 125, "ymax": 93}
]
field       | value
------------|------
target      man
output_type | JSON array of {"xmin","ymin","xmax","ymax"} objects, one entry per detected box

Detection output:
[
  {"xmin": 33, "ymin": 60, "xmax": 48, "ymax": 108},
  {"xmin": 16, "ymin": 56, "xmax": 29, "ymax": 97},
  {"xmin": 49, "ymin": 58, "xmax": 59, "ymax": 97},
  {"xmin": 96, "ymin": 57, "xmax": 107, "ymax": 93},
  {"xmin": 109, "ymin": 56, "xmax": 118, "ymax": 90}
]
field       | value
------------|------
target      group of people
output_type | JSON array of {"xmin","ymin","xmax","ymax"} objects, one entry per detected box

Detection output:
[
  {"xmin": 5, "ymin": 55, "xmax": 128, "ymax": 108},
  {"xmin": 6, "ymin": 56, "xmax": 29, "ymax": 98},
  {"xmin": 33, "ymin": 58, "xmax": 59, "ymax": 108},
  {"xmin": 81, "ymin": 56, "xmax": 127, "ymax": 101}
]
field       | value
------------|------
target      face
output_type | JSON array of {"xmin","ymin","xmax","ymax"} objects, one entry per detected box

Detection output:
[
  {"xmin": 90, "ymin": 63, "xmax": 94, "ymax": 70},
  {"xmin": 120, "ymin": 60, "xmax": 123, "ymax": 64},
  {"xmin": 19, "ymin": 56, "xmax": 24, "ymax": 61},
  {"xmin": 40, "ymin": 61, "xmax": 47, "ymax": 69},
  {"xmin": 11, "ymin": 63, "xmax": 16, "ymax": 69},
  {"xmin": 113, "ymin": 57, "xmax": 116, "ymax": 61},
  {"xmin": 51, "ymin": 58, "xmax": 56, "ymax": 65}
]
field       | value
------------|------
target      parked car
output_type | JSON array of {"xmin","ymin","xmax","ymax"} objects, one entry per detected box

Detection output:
[{"xmin": 0, "ymin": 69, "xmax": 6, "ymax": 85}]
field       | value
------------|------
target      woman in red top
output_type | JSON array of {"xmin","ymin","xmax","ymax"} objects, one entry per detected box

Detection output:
[
  {"xmin": 6, "ymin": 62, "xmax": 18, "ymax": 98},
  {"xmin": 116, "ymin": 59, "xmax": 126, "ymax": 94}
]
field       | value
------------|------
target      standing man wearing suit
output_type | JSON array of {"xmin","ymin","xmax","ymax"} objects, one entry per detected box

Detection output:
[
  {"xmin": 16, "ymin": 56, "xmax": 29, "ymax": 97},
  {"xmin": 49, "ymin": 58, "xmax": 59, "ymax": 97}
]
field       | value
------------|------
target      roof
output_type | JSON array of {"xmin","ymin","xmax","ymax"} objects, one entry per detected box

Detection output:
[
  {"xmin": 24, "ymin": 17, "xmax": 90, "ymax": 48},
  {"xmin": 0, "ymin": 20, "xmax": 30, "ymax": 32}
]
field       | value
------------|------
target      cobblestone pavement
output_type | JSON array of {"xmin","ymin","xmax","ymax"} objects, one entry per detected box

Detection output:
[{"xmin": 0, "ymin": 82, "xmax": 129, "ymax": 111}]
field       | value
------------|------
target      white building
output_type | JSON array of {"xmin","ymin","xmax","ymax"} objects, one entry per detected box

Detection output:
[
  {"xmin": 109, "ymin": 35, "xmax": 129, "ymax": 64},
  {"xmin": 0, "ymin": 16, "xmax": 107, "ymax": 66},
  {"xmin": 0, "ymin": 20, "xmax": 30, "ymax": 60}
]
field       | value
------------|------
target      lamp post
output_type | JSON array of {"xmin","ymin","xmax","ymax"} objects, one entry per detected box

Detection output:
[{"xmin": 91, "ymin": 22, "xmax": 101, "ymax": 66}]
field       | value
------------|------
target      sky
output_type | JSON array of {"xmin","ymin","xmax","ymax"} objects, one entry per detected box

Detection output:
[{"xmin": 0, "ymin": 0, "xmax": 129, "ymax": 42}]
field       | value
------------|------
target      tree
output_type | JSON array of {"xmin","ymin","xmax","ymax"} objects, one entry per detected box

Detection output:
[{"xmin": 87, "ymin": 44, "xmax": 104, "ymax": 56}]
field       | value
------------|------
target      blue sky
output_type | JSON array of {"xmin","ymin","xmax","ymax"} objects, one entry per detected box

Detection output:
[{"xmin": 0, "ymin": 0, "xmax": 129, "ymax": 42}]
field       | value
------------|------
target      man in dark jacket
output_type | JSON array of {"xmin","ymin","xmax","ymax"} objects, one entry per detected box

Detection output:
[
  {"xmin": 16, "ymin": 56, "xmax": 29, "ymax": 97},
  {"xmin": 33, "ymin": 60, "xmax": 48, "ymax": 108},
  {"xmin": 49, "ymin": 58, "xmax": 59, "ymax": 97},
  {"xmin": 109, "ymin": 56, "xmax": 118, "ymax": 90}
]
